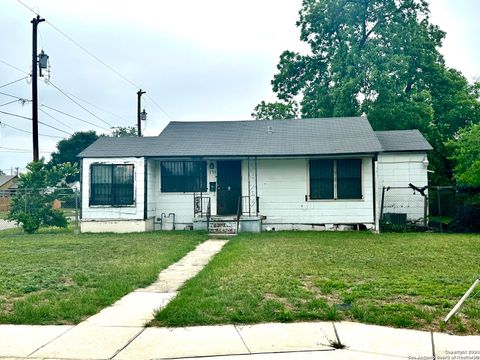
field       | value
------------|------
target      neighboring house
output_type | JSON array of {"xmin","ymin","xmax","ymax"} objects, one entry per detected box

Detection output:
[
  {"xmin": 78, "ymin": 117, "xmax": 432, "ymax": 233},
  {"xmin": 0, "ymin": 175, "xmax": 18, "ymax": 191},
  {"xmin": 0, "ymin": 175, "xmax": 18, "ymax": 213}
]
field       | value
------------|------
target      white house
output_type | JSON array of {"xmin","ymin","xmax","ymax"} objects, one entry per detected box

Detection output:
[{"xmin": 78, "ymin": 117, "xmax": 432, "ymax": 233}]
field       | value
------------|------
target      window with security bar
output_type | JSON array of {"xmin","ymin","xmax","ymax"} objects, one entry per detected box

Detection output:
[
  {"xmin": 161, "ymin": 161, "xmax": 207, "ymax": 193},
  {"xmin": 309, "ymin": 159, "xmax": 362, "ymax": 200},
  {"xmin": 90, "ymin": 164, "xmax": 134, "ymax": 206}
]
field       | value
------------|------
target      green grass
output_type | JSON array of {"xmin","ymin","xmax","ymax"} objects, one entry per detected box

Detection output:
[
  {"xmin": 0, "ymin": 228, "xmax": 207, "ymax": 324},
  {"xmin": 429, "ymin": 215, "xmax": 453, "ymax": 224},
  {"xmin": 153, "ymin": 231, "xmax": 480, "ymax": 334}
]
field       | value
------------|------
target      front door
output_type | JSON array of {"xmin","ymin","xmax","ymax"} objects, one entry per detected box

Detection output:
[{"xmin": 217, "ymin": 160, "xmax": 241, "ymax": 215}]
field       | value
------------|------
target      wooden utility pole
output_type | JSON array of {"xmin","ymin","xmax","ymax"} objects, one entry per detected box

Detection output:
[
  {"xmin": 31, "ymin": 15, "xmax": 45, "ymax": 161},
  {"xmin": 137, "ymin": 90, "xmax": 146, "ymax": 137}
]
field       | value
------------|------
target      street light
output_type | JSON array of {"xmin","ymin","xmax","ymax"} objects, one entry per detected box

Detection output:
[
  {"xmin": 140, "ymin": 108, "xmax": 147, "ymax": 121},
  {"xmin": 38, "ymin": 50, "xmax": 49, "ymax": 77}
]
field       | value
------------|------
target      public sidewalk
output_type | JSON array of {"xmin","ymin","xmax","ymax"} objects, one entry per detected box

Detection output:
[{"xmin": 1, "ymin": 321, "xmax": 479, "ymax": 359}]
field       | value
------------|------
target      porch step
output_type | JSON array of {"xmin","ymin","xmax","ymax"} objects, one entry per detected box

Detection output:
[
  {"xmin": 208, "ymin": 233, "xmax": 237, "ymax": 240},
  {"xmin": 208, "ymin": 217, "xmax": 238, "ymax": 235}
]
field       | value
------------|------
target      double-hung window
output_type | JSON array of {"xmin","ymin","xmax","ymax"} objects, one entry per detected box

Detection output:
[
  {"xmin": 309, "ymin": 159, "xmax": 362, "ymax": 200},
  {"xmin": 161, "ymin": 161, "xmax": 207, "ymax": 193},
  {"xmin": 90, "ymin": 164, "xmax": 134, "ymax": 206}
]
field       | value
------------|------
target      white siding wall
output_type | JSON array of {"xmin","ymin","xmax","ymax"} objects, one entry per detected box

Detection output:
[
  {"xmin": 247, "ymin": 158, "xmax": 375, "ymax": 226},
  {"xmin": 81, "ymin": 154, "xmax": 428, "ymax": 230},
  {"xmin": 377, "ymin": 152, "xmax": 429, "ymax": 220},
  {"xmin": 147, "ymin": 160, "xmax": 160, "ymax": 218},
  {"xmin": 81, "ymin": 157, "xmax": 145, "ymax": 220}
]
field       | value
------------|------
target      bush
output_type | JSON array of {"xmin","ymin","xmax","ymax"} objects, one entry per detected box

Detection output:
[{"xmin": 7, "ymin": 159, "xmax": 77, "ymax": 234}]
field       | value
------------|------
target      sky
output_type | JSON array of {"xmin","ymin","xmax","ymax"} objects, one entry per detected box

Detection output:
[{"xmin": 0, "ymin": 0, "xmax": 479, "ymax": 172}]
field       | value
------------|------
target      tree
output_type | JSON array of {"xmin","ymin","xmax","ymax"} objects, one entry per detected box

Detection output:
[
  {"xmin": 255, "ymin": 0, "xmax": 480, "ymax": 184},
  {"xmin": 48, "ymin": 131, "xmax": 98, "ymax": 182},
  {"xmin": 252, "ymin": 101, "xmax": 298, "ymax": 120},
  {"xmin": 7, "ymin": 159, "xmax": 78, "ymax": 234},
  {"xmin": 111, "ymin": 126, "xmax": 137, "ymax": 137},
  {"xmin": 447, "ymin": 124, "xmax": 480, "ymax": 187}
]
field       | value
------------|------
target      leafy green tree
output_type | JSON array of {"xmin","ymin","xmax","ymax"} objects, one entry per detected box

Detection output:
[
  {"xmin": 48, "ymin": 131, "xmax": 98, "ymax": 182},
  {"xmin": 447, "ymin": 124, "xmax": 480, "ymax": 187},
  {"xmin": 111, "ymin": 126, "xmax": 137, "ymax": 137},
  {"xmin": 255, "ymin": 0, "xmax": 480, "ymax": 184},
  {"xmin": 252, "ymin": 101, "xmax": 298, "ymax": 120},
  {"xmin": 8, "ymin": 159, "xmax": 78, "ymax": 234}
]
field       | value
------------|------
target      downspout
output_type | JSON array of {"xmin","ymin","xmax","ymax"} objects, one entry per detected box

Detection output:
[
  {"xmin": 79, "ymin": 158, "xmax": 83, "ymax": 220},
  {"xmin": 255, "ymin": 156, "xmax": 258, "ymax": 215},
  {"xmin": 372, "ymin": 154, "xmax": 378, "ymax": 233},
  {"xmin": 144, "ymin": 157, "xmax": 148, "ymax": 221}
]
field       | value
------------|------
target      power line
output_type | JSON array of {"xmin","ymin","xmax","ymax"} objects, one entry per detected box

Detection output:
[
  {"xmin": 65, "ymin": 90, "xmax": 133, "ymax": 126},
  {"xmin": 0, "ymin": 109, "xmax": 72, "ymax": 135},
  {"xmin": 45, "ymin": 79, "xmax": 114, "ymax": 127},
  {"xmin": 0, "ymin": 91, "xmax": 103, "ymax": 132},
  {"xmin": 0, "ymin": 76, "xmax": 29, "ymax": 89},
  {"xmin": 40, "ymin": 104, "xmax": 111, "ymax": 132},
  {"xmin": 16, "ymin": 0, "xmax": 141, "ymax": 89},
  {"xmin": 0, "ymin": 91, "xmax": 111, "ymax": 132},
  {"xmin": 145, "ymin": 94, "xmax": 174, "ymax": 121},
  {"xmin": 0, "ymin": 119, "xmax": 63, "ymax": 138},
  {"xmin": 0, "ymin": 91, "xmax": 30, "ymax": 102},
  {"xmin": 39, "ymin": 107, "xmax": 77, "ymax": 131},
  {"xmin": 0, "ymin": 58, "xmax": 30, "ymax": 75},
  {"xmin": 0, "ymin": 146, "xmax": 52, "ymax": 154},
  {"xmin": 0, "ymin": 100, "xmax": 19, "ymax": 107},
  {"xmin": 16, "ymin": 0, "xmax": 174, "ymax": 121},
  {"xmin": 0, "ymin": 109, "xmax": 31, "ymax": 120}
]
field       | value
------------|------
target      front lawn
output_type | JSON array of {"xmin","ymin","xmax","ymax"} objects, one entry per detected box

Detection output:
[
  {"xmin": 0, "ymin": 229, "xmax": 206, "ymax": 324},
  {"xmin": 153, "ymin": 232, "xmax": 480, "ymax": 334}
]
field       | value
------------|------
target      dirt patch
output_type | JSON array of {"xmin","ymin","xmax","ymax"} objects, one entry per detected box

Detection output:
[
  {"xmin": 300, "ymin": 276, "xmax": 342, "ymax": 304},
  {"xmin": 60, "ymin": 277, "xmax": 75, "ymax": 287},
  {"xmin": 263, "ymin": 293, "xmax": 294, "ymax": 311}
]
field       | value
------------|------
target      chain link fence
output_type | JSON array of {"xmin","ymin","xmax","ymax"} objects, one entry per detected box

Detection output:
[
  {"xmin": 0, "ymin": 188, "xmax": 80, "ymax": 233},
  {"xmin": 380, "ymin": 185, "xmax": 480, "ymax": 232}
]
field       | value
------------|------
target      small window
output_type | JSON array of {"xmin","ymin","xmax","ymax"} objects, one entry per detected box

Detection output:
[
  {"xmin": 309, "ymin": 159, "xmax": 362, "ymax": 200},
  {"xmin": 161, "ymin": 161, "xmax": 207, "ymax": 193},
  {"xmin": 309, "ymin": 160, "xmax": 334, "ymax": 199},
  {"xmin": 90, "ymin": 164, "xmax": 134, "ymax": 206}
]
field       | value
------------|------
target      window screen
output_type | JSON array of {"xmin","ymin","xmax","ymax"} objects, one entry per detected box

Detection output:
[
  {"xmin": 336, "ymin": 159, "xmax": 362, "ymax": 199},
  {"xmin": 309, "ymin": 160, "xmax": 334, "ymax": 199},
  {"xmin": 90, "ymin": 164, "xmax": 134, "ymax": 206},
  {"xmin": 309, "ymin": 159, "xmax": 362, "ymax": 200},
  {"xmin": 161, "ymin": 161, "xmax": 207, "ymax": 193}
]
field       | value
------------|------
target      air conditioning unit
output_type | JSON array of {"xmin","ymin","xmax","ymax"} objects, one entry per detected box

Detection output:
[{"xmin": 383, "ymin": 213, "xmax": 407, "ymax": 227}]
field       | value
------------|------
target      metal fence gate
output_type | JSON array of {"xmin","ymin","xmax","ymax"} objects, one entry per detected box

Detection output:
[{"xmin": 380, "ymin": 185, "xmax": 479, "ymax": 232}]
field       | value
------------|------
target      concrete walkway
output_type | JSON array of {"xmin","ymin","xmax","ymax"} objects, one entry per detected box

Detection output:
[{"xmin": 0, "ymin": 238, "xmax": 479, "ymax": 359}]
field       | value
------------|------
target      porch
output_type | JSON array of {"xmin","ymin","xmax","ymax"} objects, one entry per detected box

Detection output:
[{"xmin": 147, "ymin": 157, "xmax": 261, "ymax": 234}]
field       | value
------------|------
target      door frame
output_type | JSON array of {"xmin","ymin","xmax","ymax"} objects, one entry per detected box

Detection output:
[{"xmin": 216, "ymin": 160, "xmax": 242, "ymax": 216}]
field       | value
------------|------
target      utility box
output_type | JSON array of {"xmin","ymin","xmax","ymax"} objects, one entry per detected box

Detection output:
[{"xmin": 383, "ymin": 213, "xmax": 407, "ymax": 228}]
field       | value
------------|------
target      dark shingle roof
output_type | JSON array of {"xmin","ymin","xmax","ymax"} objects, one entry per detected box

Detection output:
[
  {"xmin": 78, "ymin": 117, "xmax": 383, "ymax": 158},
  {"xmin": 78, "ymin": 118, "xmax": 431, "ymax": 158},
  {"xmin": 375, "ymin": 130, "xmax": 432, "ymax": 152}
]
